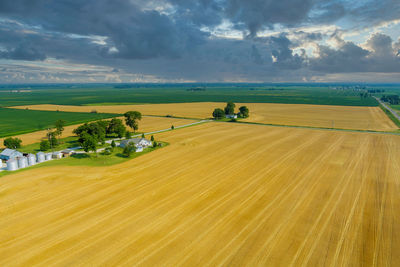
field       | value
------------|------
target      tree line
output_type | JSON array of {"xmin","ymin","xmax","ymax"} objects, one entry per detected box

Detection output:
[{"xmin": 381, "ymin": 95, "xmax": 400, "ymax": 105}]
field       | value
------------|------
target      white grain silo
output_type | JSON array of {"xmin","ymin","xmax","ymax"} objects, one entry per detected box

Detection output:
[
  {"xmin": 45, "ymin": 153, "xmax": 52, "ymax": 161},
  {"xmin": 17, "ymin": 157, "xmax": 27, "ymax": 169},
  {"xmin": 36, "ymin": 152, "xmax": 45, "ymax": 163},
  {"xmin": 6, "ymin": 159, "xmax": 18, "ymax": 171},
  {"xmin": 27, "ymin": 154, "xmax": 36, "ymax": 166}
]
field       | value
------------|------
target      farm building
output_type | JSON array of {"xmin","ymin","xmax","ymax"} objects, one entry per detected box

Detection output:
[
  {"xmin": 61, "ymin": 149, "xmax": 74, "ymax": 157},
  {"xmin": 136, "ymin": 146, "xmax": 144, "ymax": 152},
  {"xmin": 0, "ymin": 149, "xmax": 23, "ymax": 161},
  {"xmin": 52, "ymin": 151, "xmax": 63, "ymax": 159},
  {"xmin": 225, "ymin": 114, "xmax": 238, "ymax": 119},
  {"xmin": 119, "ymin": 138, "xmax": 152, "ymax": 149}
]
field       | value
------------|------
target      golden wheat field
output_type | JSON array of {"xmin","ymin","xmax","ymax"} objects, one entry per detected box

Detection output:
[
  {"xmin": 1, "ymin": 122, "xmax": 399, "ymax": 266},
  {"xmin": 0, "ymin": 116, "xmax": 197, "ymax": 147},
  {"xmin": 12, "ymin": 102, "xmax": 397, "ymax": 131}
]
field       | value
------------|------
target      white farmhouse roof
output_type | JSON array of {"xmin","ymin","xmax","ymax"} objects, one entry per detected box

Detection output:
[{"xmin": 120, "ymin": 138, "xmax": 151, "ymax": 148}]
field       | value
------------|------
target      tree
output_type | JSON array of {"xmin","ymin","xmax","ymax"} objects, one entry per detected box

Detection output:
[
  {"xmin": 171, "ymin": 125, "xmax": 175, "ymax": 130},
  {"xmin": 125, "ymin": 131, "xmax": 132, "ymax": 139},
  {"xmin": 153, "ymin": 141, "xmax": 158, "ymax": 147},
  {"xmin": 224, "ymin": 102, "xmax": 235, "ymax": 115},
  {"xmin": 212, "ymin": 108, "xmax": 225, "ymax": 120},
  {"xmin": 104, "ymin": 147, "xmax": 113, "ymax": 155},
  {"xmin": 124, "ymin": 111, "xmax": 142, "ymax": 133},
  {"xmin": 46, "ymin": 130, "xmax": 58, "ymax": 149},
  {"xmin": 81, "ymin": 133, "xmax": 97, "ymax": 154},
  {"xmin": 73, "ymin": 122, "xmax": 106, "ymax": 144},
  {"xmin": 123, "ymin": 143, "xmax": 136, "ymax": 157},
  {"xmin": 55, "ymin": 119, "xmax": 66, "ymax": 142},
  {"xmin": 3, "ymin": 137, "xmax": 22, "ymax": 149},
  {"xmin": 111, "ymin": 140, "xmax": 116, "ymax": 148},
  {"xmin": 151, "ymin": 135, "xmax": 154, "ymax": 141},
  {"xmin": 40, "ymin": 140, "xmax": 50, "ymax": 151},
  {"xmin": 107, "ymin": 118, "xmax": 126, "ymax": 138},
  {"xmin": 239, "ymin": 106, "xmax": 249, "ymax": 118},
  {"xmin": 141, "ymin": 133, "xmax": 145, "ymax": 138}
]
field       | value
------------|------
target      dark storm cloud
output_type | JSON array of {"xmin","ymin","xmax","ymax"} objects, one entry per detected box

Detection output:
[
  {"xmin": 0, "ymin": 0, "xmax": 399, "ymax": 82},
  {"xmin": 0, "ymin": 43, "xmax": 46, "ymax": 61},
  {"xmin": 0, "ymin": 0, "xmax": 208, "ymax": 59},
  {"xmin": 310, "ymin": 33, "xmax": 400, "ymax": 73}
]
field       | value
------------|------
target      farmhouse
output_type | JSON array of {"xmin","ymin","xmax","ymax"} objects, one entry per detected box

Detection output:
[
  {"xmin": 119, "ymin": 138, "xmax": 152, "ymax": 149},
  {"xmin": 52, "ymin": 151, "xmax": 63, "ymax": 159},
  {"xmin": 0, "ymin": 149, "xmax": 23, "ymax": 161},
  {"xmin": 226, "ymin": 114, "xmax": 238, "ymax": 119},
  {"xmin": 61, "ymin": 149, "xmax": 74, "ymax": 157}
]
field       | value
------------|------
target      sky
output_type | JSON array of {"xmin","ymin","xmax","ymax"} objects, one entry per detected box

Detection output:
[{"xmin": 0, "ymin": 0, "xmax": 399, "ymax": 83}]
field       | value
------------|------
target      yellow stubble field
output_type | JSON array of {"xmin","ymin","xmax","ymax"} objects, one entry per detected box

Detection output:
[
  {"xmin": 0, "ymin": 116, "xmax": 197, "ymax": 147},
  {"xmin": 11, "ymin": 102, "xmax": 398, "ymax": 131},
  {"xmin": 0, "ymin": 122, "xmax": 399, "ymax": 266}
]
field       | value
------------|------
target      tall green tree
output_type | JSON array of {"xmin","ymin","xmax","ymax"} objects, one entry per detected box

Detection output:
[
  {"xmin": 81, "ymin": 133, "xmax": 97, "ymax": 154},
  {"xmin": 107, "ymin": 118, "xmax": 126, "ymax": 138},
  {"xmin": 212, "ymin": 108, "xmax": 225, "ymax": 120},
  {"xmin": 46, "ymin": 130, "xmax": 58, "ymax": 150},
  {"xmin": 124, "ymin": 111, "xmax": 142, "ymax": 133},
  {"xmin": 123, "ymin": 143, "xmax": 136, "ymax": 157},
  {"xmin": 239, "ymin": 106, "xmax": 250, "ymax": 118},
  {"xmin": 40, "ymin": 140, "xmax": 50, "ymax": 151},
  {"xmin": 3, "ymin": 137, "xmax": 22, "ymax": 149},
  {"xmin": 224, "ymin": 102, "xmax": 236, "ymax": 115},
  {"xmin": 55, "ymin": 119, "xmax": 66, "ymax": 142},
  {"xmin": 73, "ymin": 121, "xmax": 106, "ymax": 144}
]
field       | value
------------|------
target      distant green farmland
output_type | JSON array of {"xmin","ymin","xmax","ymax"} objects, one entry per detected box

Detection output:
[
  {"xmin": 0, "ymin": 83, "xmax": 383, "ymax": 107},
  {"xmin": 0, "ymin": 108, "xmax": 119, "ymax": 138}
]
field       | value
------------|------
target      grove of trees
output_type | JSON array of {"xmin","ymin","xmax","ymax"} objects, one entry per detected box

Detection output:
[
  {"xmin": 212, "ymin": 102, "xmax": 250, "ymax": 120},
  {"xmin": 381, "ymin": 95, "xmax": 400, "ymax": 105}
]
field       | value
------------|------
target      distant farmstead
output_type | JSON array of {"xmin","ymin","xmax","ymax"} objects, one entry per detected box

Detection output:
[
  {"xmin": 119, "ymin": 138, "xmax": 152, "ymax": 149},
  {"xmin": 225, "ymin": 114, "xmax": 238, "ymax": 119}
]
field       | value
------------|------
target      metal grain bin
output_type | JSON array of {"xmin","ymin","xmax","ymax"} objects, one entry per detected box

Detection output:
[
  {"xmin": 6, "ymin": 159, "xmax": 18, "ymax": 171},
  {"xmin": 36, "ymin": 152, "xmax": 45, "ymax": 163},
  {"xmin": 17, "ymin": 157, "xmax": 28, "ymax": 169},
  {"xmin": 27, "ymin": 154, "xmax": 36, "ymax": 166},
  {"xmin": 45, "ymin": 153, "xmax": 52, "ymax": 161}
]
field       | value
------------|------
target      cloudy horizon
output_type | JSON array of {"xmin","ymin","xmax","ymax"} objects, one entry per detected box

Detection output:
[{"xmin": 0, "ymin": 0, "xmax": 400, "ymax": 83}]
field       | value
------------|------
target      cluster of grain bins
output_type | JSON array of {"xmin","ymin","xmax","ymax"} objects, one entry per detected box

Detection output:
[{"xmin": 1, "ymin": 149, "xmax": 73, "ymax": 172}]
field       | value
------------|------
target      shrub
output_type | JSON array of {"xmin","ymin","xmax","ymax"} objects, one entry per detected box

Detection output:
[{"xmin": 40, "ymin": 140, "xmax": 50, "ymax": 151}]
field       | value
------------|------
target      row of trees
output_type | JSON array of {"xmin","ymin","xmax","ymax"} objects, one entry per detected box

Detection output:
[
  {"xmin": 212, "ymin": 102, "xmax": 249, "ymax": 120},
  {"xmin": 381, "ymin": 95, "xmax": 400, "ymax": 105}
]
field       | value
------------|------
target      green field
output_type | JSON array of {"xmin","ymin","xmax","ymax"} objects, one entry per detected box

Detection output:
[
  {"xmin": 0, "ymin": 108, "xmax": 119, "ymax": 137},
  {"xmin": 0, "ymin": 83, "xmax": 383, "ymax": 107}
]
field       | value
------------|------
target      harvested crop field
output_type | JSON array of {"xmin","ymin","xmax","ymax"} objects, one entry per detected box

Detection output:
[
  {"xmin": 11, "ymin": 102, "xmax": 397, "ymax": 131},
  {"xmin": 0, "ymin": 116, "xmax": 197, "ymax": 147},
  {"xmin": 0, "ymin": 122, "xmax": 399, "ymax": 266}
]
